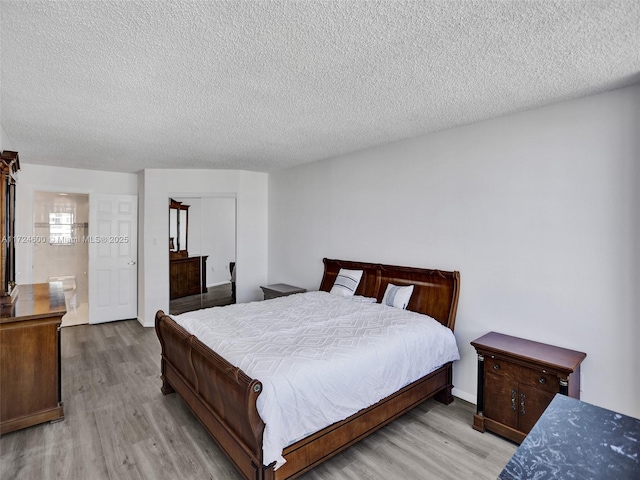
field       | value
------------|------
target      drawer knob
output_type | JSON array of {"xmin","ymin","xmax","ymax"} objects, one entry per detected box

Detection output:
[
  {"xmin": 493, "ymin": 364, "xmax": 500, "ymax": 371},
  {"xmin": 538, "ymin": 377, "xmax": 546, "ymax": 384}
]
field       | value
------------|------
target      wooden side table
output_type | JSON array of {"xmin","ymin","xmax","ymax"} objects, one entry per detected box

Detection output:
[
  {"xmin": 471, "ymin": 332, "xmax": 586, "ymax": 444},
  {"xmin": 260, "ymin": 283, "xmax": 306, "ymax": 300}
]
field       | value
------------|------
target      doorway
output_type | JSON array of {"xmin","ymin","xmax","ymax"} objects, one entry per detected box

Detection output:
[
  {"xmin": 33, "ymin": 191, "xmax": 89, "ymax": 327},
  {"xmin": 168, "ymin": 196, "xmax": 236, "ymax": 315}
]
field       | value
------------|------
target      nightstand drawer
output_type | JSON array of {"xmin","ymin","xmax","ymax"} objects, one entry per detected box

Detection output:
[
  {"xmin": 485, "ymin": 356, "xmax": 560, "ymax": 394},
  {"xmin": 485, "ymin": 358, "xmax": 519, "ymax": 379},
  {"xmin": 519, "ymin": 367, "xmax": 558, "ymax": 394}
]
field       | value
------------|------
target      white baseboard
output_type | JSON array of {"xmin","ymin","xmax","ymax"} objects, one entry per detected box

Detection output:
[
  {"xmin": 207, "ymin": 280, "xmax": 231, "ymax": 288},
  {"xmin": 137, "ymin": 316, "xmax": 153, "ymax": 328},
  {"xmin": 452, "ymin": 387, "xmax": 476, "ymax": 404}
]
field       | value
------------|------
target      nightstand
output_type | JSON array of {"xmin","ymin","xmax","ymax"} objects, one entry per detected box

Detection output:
[
  {"xmin": 260, "ymin": 283, "xmax": 306, "ymax": 300},
  {"xmin": 471, "ymin": 332, "xmax": 586, "ymax": 444}
]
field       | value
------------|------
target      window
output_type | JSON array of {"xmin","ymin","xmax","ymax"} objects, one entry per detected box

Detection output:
[{"xmin": 49, "ymin": 212, "xmax": 74, "ymax": 244}]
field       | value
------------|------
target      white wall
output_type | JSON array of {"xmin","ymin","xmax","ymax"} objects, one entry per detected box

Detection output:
[
  {"xmin": 139, "ymin": 169, "xmax": 267, "ymax": 327},
  {"xmin": 268, "ymin": 84, "xmax": 640, "ymax": 418},
  {"xmin": 15, "ymin": 164, "xmax": 138, "ymax": 286}
]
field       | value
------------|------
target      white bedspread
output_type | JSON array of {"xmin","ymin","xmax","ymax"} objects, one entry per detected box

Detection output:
[{"xmin": 172, "ymin": 291, "xmax": 460, "ymax": 468}]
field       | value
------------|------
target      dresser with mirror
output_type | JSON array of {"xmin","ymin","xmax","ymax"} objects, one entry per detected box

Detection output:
[{"xmin": 169, "ymin": 199, "xmax": 207, "ymax": 299}]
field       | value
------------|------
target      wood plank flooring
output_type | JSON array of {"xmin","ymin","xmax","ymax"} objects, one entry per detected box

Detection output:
[
  {"xmin": 169, "ymin": 283, "xmax": 234, "ymax": 315},
  {"xmin": 0, "ymin": 320, "xmax": 516, "ymax": 480}
]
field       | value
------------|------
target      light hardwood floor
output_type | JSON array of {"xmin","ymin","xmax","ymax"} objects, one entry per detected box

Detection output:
[{"xmin": 0, "ymin": 320, "xmax": 516, "ymax": 480}]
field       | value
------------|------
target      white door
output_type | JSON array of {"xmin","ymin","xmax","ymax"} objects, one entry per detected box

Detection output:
[{"xmin": 89, "ymin": 194, "xmax": 137, "ymax": 324}]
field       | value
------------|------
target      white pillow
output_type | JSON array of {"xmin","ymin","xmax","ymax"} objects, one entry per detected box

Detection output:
[
  {"xmin": 330, "ymin": 269, "xmax": 363, "ymax": 297},
  {"xmin": 381, "ymin": 283, "xmax": 414, "ymax": 309}
]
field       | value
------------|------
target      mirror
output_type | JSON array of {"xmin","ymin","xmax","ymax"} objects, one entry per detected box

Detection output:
[
  {"xmin": 168, "ymin": 196, "xmax": 236, "ymax": 314},
  {"xmin": 1, "ymin": 151, "xmax": 19, "ymax": 305},
  {"xmin": 169, "ymin": 199, "xmax": 189, "ymax": 257},
  {"xmin": 169, "ymin": 208, "xmax": 177, "ymax": 250}
]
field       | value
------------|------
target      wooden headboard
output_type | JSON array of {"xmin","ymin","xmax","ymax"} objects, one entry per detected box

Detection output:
[{"xmin": 319, "ymin": 258, "xmax": 461, "ymax": 331}]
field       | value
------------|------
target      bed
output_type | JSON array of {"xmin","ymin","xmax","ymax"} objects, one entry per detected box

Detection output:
[{"xmin": 155, "ymin": 258, "xmax": 461, "ymax": 480}]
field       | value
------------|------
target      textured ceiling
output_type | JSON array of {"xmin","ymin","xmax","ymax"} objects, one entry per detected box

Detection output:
[{"xmin": 1, "ymin": 1, "xmax": 639, "ymax": 174}]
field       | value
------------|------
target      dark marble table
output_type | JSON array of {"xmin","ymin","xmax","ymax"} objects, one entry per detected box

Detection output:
[{"xmin": 499, "ymin": 394, "xmax": 639, "ymax": 480}]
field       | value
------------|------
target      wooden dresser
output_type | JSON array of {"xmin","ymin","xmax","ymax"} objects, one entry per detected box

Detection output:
[
  {"xmin": 0, "ymin": 283, "xmax": 66, "ymax": 434},
  {"xmin": 471, "ymin": 332, "xmax": 586, "ymax": 444},
  {"xmin": 169, "ymin": 255, "xmax": 208, "ymax": 299}
]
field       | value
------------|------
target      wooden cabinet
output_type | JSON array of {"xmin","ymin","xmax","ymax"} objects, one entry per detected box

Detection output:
[
  {"xmin": 260, "ymin": 283, "xmax": 306, "ymax": 300},
  {"xmin": 471, "ymin": 332, "xmax": 586, "ymax": 443},
  {"xmin": 0, "ymin": 283, "xmax": 66, "ymax": 434},
  {"xmin": 169, "ymin": 256, "xmax": 208, "ymax": 299}
]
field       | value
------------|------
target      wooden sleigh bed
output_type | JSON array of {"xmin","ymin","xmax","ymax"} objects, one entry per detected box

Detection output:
[{"xmin": 155, "ymin": 258, "xmax": 461, "ymax": 480}]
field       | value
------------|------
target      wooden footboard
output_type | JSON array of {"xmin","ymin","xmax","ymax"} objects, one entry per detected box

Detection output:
[
  {"xmin": 275, "ymin": 362, "xmax": 453, "ymax": 480},
  {"xmin": 156, "ymin": 311, "xmax": 454, "ymax": 480},
  {"xmin": 156, "ymin": 311, "xmax": 269, "ymax": 480}
]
